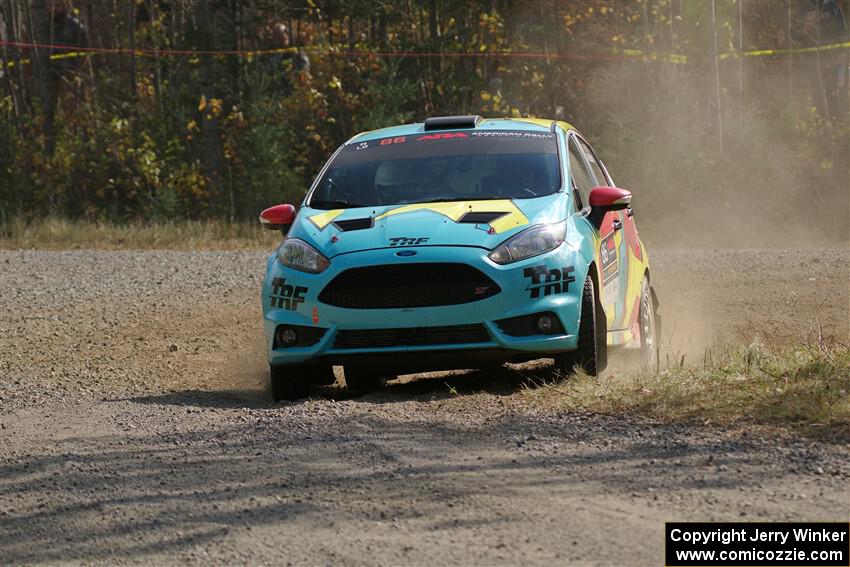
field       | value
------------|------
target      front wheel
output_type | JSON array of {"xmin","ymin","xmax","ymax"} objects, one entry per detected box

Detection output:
[
  {"xmin": 269, "ymin": 364, "xmax": 310, "ymax": 402},
  {"xmin": 555, "ymin": 276, "xmax": 606, "ymax": 377},
  {"xmin": 344, "ymin": 369, "xmax": 387, "ymax": 395}
]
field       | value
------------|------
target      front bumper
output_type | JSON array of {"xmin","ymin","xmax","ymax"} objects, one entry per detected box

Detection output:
[{"xmin": 262, "ymin": 245, "xmax": 584, "ymax": 367}]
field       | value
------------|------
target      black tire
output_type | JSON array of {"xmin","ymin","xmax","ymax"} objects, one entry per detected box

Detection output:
[
  {"xmin": 555, "ymin": 276, "xmax": 606, "ymax": 377},
  {"xmin": 344, "ymin": 368, "xmax": 385, "ymax": 394},
  {"xmin": 269, "ymin": 364, "xmax": 309, "ymax": 402},
  {"xmin": 306, "ymin": 364, "xmax": 336, "ymax": 386},
  {"xmin": 638, "ymin": 277, "xmax": 659, "ymax": 370}
]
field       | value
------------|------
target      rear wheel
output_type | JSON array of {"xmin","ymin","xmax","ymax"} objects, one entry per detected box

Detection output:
[
  {"xmin": 555, "ymin": 276, "xmax": 606, "ymax": 377},
  {"xmin": 269, "ymin": 364, "xmax": 310, "ymax": 402}
]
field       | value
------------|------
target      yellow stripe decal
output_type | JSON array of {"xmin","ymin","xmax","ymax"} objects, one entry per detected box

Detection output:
[
  {"xmin": 308, "ymin": 209, "xmax": 344, "ymax": 229},
  {"xmin": 373, "ymin": 200, "xmax": 529, "ymax": 234}
]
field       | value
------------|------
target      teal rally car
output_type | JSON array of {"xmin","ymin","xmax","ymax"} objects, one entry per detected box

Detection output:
[{"xmin": 259, "ymin": 115, "xmax": 659, "ymax": 400}]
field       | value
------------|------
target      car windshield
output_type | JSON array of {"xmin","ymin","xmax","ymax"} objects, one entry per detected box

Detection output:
[{"xmin": 309, "ymin": 130, "xmax": 561, "ymax": 209}]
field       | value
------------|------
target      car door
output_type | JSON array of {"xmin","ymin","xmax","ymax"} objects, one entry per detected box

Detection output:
[
  {"xmin": 598, "ymin": 155, "xmax": 643, "ymax": 271},
  {"xmin": 598, "ymin": 154, "xmax": 647, "ymax": 336},
  {"xmin": 569, "ymin": 135, "xmax": 627, "ymax": 330}
]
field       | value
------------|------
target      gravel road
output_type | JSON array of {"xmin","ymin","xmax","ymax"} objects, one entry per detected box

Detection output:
[{"xmin": 1, "ymin": 248, "xmax": 848, "ymax": 565}]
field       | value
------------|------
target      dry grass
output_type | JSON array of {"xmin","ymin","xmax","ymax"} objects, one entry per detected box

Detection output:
[
  {"xmin": 525, "ymin": 339, "xmax": 850, "ymax": 437},
  {"xmin": 0, "ymin": 217, "xmax": 280, "ymax": 250}
]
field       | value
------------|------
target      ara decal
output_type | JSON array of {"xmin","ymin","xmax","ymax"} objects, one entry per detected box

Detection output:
[{"xmin": 418, "ymin": 132, "xmax": 469, "ymax": 141}]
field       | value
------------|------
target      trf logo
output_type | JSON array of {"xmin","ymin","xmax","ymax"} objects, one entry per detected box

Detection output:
[
  {"xmin": 270, "ymin": 277, "xmax": 308, "ymax": 311},
  {"xmin": 389, "ymin": 237, "xmax": 429, "ymax": 247},
  {"xmin": 523, "ymin": 265, "xmax": 576, "ymax": 298}
]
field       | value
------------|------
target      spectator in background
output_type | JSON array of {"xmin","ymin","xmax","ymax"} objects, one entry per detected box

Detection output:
[
  {"xmin": 40, "ymin": 1, "xmax": 89, "ymax": 152},
  {"xmin": 792, "ymin": 0, "xmax": 849, "ymax": 119},
  {"xmin": 49, "ymin": 0, "xmax": 89, "ymax": 78},
  {"xmin": 820, "ymin": 0, "xmax": 849, "ymax": 118},
  {"xmin": 270, "ymin": 23, "xmax": 310, "ymax": 95}
]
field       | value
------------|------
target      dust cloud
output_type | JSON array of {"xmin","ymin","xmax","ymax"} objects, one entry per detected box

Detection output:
[{"xmin": 499, "ymin": 5, "xmax": 850, "ymax": 251}]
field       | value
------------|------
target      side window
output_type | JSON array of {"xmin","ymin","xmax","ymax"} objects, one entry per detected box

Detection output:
[
  {"xmin": 576, "ymin": 137, "xmax": 609, "ymax": 186},
  {"xmin": 599, "ymin": 160, "xmax": 615, "ymax": 187},
  {"xmin": 568, "ymin": 137, "xmax": 595, "ymax": 211}
]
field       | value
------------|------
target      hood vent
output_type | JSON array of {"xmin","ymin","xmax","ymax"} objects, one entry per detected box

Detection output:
[
  {"xmin": 458, "ymin": 211, "xmax": 507, "ymax": 224},
  {"xmin": 424, "ymin": 115, "xmax": 483, "ymax": 131},
  {"xmin": 333, "ymin": 217, "xmax": 374, "ymax": 231}
]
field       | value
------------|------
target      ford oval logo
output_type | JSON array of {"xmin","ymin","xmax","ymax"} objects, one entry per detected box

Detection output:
[{"xmin": 396, "ymin": 250, "xmax": 417, "ymax": 257}]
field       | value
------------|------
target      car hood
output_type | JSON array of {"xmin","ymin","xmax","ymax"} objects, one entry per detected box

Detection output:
[{"xmin": 289, "ymin": 193, "xmax": 567, "ymax": 258}]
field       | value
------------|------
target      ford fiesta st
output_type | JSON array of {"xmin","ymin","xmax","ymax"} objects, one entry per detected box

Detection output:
[{"xmin": 259, "ymin": 115, "xmax": 659, "ymax": 400}]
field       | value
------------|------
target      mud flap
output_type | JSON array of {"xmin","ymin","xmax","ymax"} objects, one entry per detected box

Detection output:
[
  {"xmin": 650, "ymin": 286, "xmax": 661, "ymax": 340},
  {"xmin": 596, "ymin": 294, "xmax": 608, "ymax": 373}
]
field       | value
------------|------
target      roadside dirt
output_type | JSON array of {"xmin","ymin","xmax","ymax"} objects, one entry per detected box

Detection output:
[{"xmin": 1, "ymin": 248, "xmax": 848, "ymax": 565}]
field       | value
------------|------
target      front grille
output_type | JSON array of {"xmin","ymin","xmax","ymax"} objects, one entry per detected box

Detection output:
[
  {"xmin": 334, "ymin": 324, "xmax": 491, "ymax": 349},
  {"xmin": 318, "ymin": 263, "xmax": 500, "ymax": 309}
]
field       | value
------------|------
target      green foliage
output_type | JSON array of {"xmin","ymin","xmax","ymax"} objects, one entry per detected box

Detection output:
[
  {"xmin": 0, "ymin": 215, "xmax": 277, "ymax": 250},
  {"xmin": 528, "ymin": 341, "xmax": 850, "ymax": 437},
  {"xmin": 233, "ymin": 103, "xmax": 306, "ymax": 210},
  {"xmin": 0, "ymin": 0, "xmax": 845, "ymax": 242},
  {"xmin": 357, "ymin": 75, "xmax": 417, "ymax": 133}
]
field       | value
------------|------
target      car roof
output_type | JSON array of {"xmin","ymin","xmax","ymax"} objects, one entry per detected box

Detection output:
[{"xmin": 348, "ymin": 117, "xmax": 578, "ymax": 144}]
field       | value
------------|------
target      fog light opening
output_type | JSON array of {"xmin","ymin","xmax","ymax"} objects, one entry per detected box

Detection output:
[
  {"xmin": 276, "ymin": 327, "xmax": 298, "ymax": 347},
  {"xmin": 536, "ymin": 314, "xmax": 555, "ymax": 333}
]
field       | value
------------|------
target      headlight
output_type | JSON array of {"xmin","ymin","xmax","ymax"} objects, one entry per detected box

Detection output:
[
  {"xmin": 276, "ymin": 239, "xmax": 330, "ymax": 273},
  {"xmin": 488, "ymin": 222, "xmax": 566, "ymax": 264}
]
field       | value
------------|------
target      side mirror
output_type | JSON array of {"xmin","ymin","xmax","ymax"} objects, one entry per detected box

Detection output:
[
  {"xmin": 259, "ymin": 204, "xmax": 296, "ymax": 233},
  {"xmin": 589, "ymin": 186, "xmax": 631, "ymax": 210},
  {"xmin": 588, "ymin": 186, "xmax": 631, "ymax": 228}
]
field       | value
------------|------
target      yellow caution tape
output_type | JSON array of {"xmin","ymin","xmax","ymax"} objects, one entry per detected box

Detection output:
[
  {"xmin": 1, "ymin": 45, "xmax": 304, "ymax": 68},
  {"xmin": 618, "ymin": 48, "xmax": 690, "ymax": 64},
  {"xmin": 720, "ymin": 40, "xmax": 850, "ymax": 59},
  {"xmin": 2, "ymin": 41, "xmax": 848, "ymax": 70}
]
